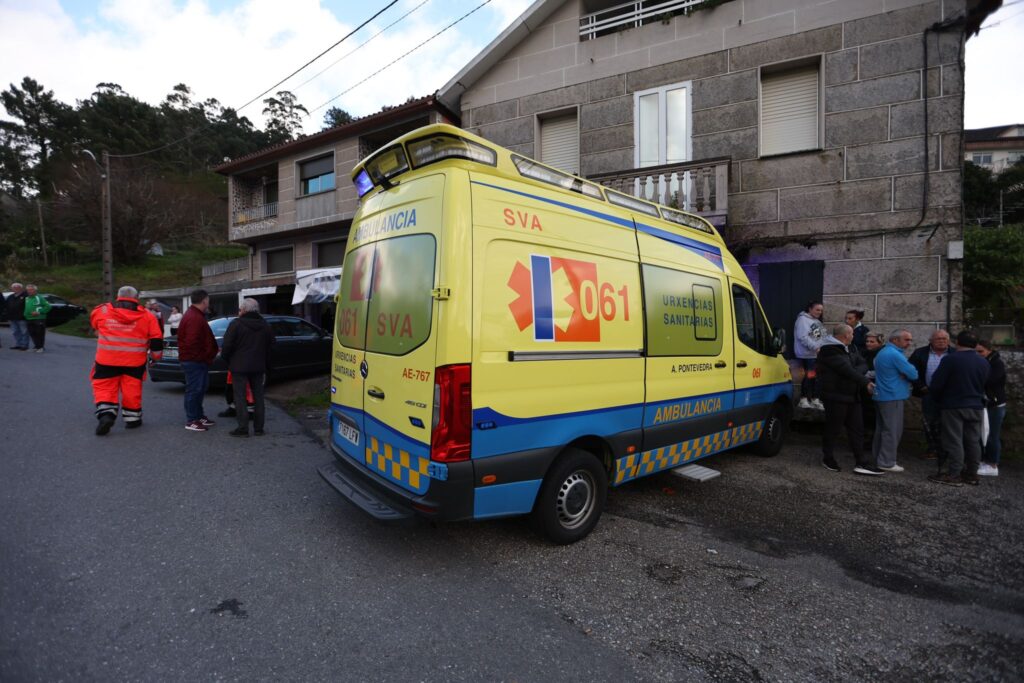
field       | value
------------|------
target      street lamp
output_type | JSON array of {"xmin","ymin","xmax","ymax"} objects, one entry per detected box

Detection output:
[{"xmin": 81, "ymin": 149, "xmax": 114, "ymax": 302}]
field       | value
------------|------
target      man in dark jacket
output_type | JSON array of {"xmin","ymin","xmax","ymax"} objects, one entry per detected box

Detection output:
[
  {"xmin": 220, "ymin": 298, "xmax": 274, "ymax": 437},
  {"xmin": 909, "ymin": 330, "xmax": 952, "ymax": 460},
  {"xmin": 5, "ymin": 282, "xmax": 28, "ymax": 349},
  {"xmin": 928, "ymin": 331, "xmax": 990, "ymax": 487},
  {"xmin": 817, "ymin": 324, "xmax": 880, "ymax": 475},
  {"xmin": 177, "ymin": 289, "xmax": 219, "ymax": 432}
]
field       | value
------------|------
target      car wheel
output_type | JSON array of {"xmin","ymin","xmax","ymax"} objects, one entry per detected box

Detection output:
[
  {"xmin": 751, "ymin": 401, "xmax": 789, "ymax": 457},
  {"xmin": 531, "ymin": 448, "xmax": 607, "ymax": 545}
]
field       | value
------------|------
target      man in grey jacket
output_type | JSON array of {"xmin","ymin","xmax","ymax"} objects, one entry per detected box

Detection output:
[{"xmin": 793, "ymin": 301, "xmax": 826, "ymax": 410}]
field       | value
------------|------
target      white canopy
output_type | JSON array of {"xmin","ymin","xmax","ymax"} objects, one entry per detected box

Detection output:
[{"xmin": 292, "ymin": 267, "xmax": 342, "ymax": 305}]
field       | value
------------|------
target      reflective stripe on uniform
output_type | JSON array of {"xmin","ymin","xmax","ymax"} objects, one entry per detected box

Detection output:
[
  {"xmin": 100, "ymin": 335, "xmax": 147, "ymax": 345},
  {"xmin": 97, "ymin": 344, "xmax": 147, "ymax": 353},
  {"xmin": 95, "ymin": 402, "xmax": 118, "ymax": 418}
]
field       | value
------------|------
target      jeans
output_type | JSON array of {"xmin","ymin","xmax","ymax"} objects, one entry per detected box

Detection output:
[
  {"xmin": 9, "ymin": 319, "xmax": 29, "ymax": 348},
  {"xmin": 181, "ymin": 362, "xmax": 210, "ymax": 422},
  {"xmin": 984, "ymin": 404, "xmax": 1006, "ymax": 466},
  {"xmin": 872, "ymin": 400, "xmax": 905, "ymax": 468},
  {"xmin": 799, "ymin": 358, "xmax": 818, "ymax": 400},
  {"xmin": 823, "ymin": 399, "xmax": 869, "ymax": 468},
  {"xmin": 939, "ymin": 407, "xmax": 983, "ymax": 478}
]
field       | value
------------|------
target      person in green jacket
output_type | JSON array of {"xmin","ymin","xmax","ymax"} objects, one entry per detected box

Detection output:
[{"xmin": 24, "ymin": 284, "xmax": 51, "ymax": 352}]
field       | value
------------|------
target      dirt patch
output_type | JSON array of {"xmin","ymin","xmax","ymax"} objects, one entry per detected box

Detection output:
[{"xmin": 265, "ymin": 375, "xmax": 330, "ymax": 444}]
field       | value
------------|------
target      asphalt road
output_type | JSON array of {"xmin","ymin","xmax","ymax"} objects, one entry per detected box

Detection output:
[{"xmin": 2, "ymin": 333, "xmax": 1022, "ymax": 682}]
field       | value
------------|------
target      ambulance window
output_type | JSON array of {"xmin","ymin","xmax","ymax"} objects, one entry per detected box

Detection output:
[
  {"xmin": 364, "ymin": 234, "xmax": 436, "ymax": 356},
  {"xmin": 642, "ymin": 265, "xmax": 722, "ymax": 356},
  {"xmin": 336, "ymin": 244, "xmax": 375, "ymax": 350},
  {"xmin": 732, "ymin": 285, "xmax": 772, "ymax": 355}
]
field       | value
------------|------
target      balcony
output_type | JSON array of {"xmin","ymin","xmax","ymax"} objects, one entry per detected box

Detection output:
[
  {"xmin": 579, "ymin": 0, "xmax": 709, "ymax": 40},
  {"xmin": 588, "ymin": 157, "xmax": 729, "ymax": 227},
  {"xmin": 233, "ymin": 202, "xmax": 278, "ymax": 225}
]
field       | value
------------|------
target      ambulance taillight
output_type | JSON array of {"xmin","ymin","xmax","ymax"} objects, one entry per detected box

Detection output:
[{"xmin": 430, "ymin": 364, "xmax": 472, "ymax": 462}]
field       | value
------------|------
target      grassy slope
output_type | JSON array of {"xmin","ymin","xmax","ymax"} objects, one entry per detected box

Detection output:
[{"xmin": 5, "ymin": 245, "xmax": 248, "ymax": 337}]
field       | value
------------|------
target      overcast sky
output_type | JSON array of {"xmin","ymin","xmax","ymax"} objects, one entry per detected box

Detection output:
[{"xmin": 0, "ymin": 0, "xmax": 1020, "ymax": 135}]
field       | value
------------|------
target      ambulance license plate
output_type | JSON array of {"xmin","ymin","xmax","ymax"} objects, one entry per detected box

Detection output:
[{"xmin": 337, "ymin": 421, "xmax": 360, "ymax": 446}]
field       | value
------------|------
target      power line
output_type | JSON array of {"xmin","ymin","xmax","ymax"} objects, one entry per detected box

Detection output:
[
  {"xmin": 109, "ymin": 0, "xmax": 402, "ymax": 159},
  {"xmin": 292, "ymin": 0, "xmax": 433, "ymax": 94},
  {"xmin": 309, "ymin": 0, "xmax": 493, "ymax": 115}
]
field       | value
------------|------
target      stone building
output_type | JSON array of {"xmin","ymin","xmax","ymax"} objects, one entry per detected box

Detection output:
[
  {"xmin": 965, "ymin": 123, "xmax": 1024, "ymax": 175},
  {"xmin": 438, "ymin": 0, "xmax": 1000, "ymax": 341}
]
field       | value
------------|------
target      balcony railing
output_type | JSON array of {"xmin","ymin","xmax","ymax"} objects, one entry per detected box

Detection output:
[
  {"xmin": 589, "ymin": 157, "xmax": 729, "ymax": 226},
  {"xmin": 233, "ymin": 202, "xmax": 278, "ymax": 226},
  {"xmin": 579, "ymin": 0, "xmax": 709, "ymax": 40},
  {"xmin": 202, "ymin": 257, "xmax": 248, "ymax": 278}
]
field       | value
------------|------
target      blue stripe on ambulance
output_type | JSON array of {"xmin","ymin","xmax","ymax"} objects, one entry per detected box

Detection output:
[
  {"xmin": 474, "ymin": 480, "xmax": 543, "ymax": 519},
  {"xmin": 530, "ymin": 254, "xmax": 554, "ymax": 341},
  {"xmin": 470, "ymin": 180, "xmax": 724, "ymax": 270}
]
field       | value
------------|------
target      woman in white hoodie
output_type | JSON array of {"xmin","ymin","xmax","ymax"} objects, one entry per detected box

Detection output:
[{"xmin": 793, "ymin": 301, "xmax": 826, "ymax": 410}]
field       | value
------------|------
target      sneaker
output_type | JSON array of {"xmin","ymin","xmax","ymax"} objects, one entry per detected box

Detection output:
[
  {"xmin": 125, "ymin": 419, "xmax": 143, "ymax": 429},
  {"xmin": 811, "ymin": 398, "xmax": 825, "ymax": 411},
  {"xmin": 95, "ymin": 414, "xmax": 115, "ymax": 436},
  {"xmin": 34, "ymin": 348, "xmax": 44, "ymax": 353},
  {"xmin": 218, "ymin": 408, "xmax": 237, "ymax": 418},
  {"xmin": 798, "ymin": 397, "xmax": 812, "ymax": 409},
  {"xmin": 822, "ymin": 458, "xmax": 841, "ymax": 472},
  {"xmin": 977, "ymin": 463, "xmax": 999, "ymax": 477},
  {"xmin": 229, "ymin": 427, "xmax": 249, "ymax": 437},
  {"xmin": 199, "ymin": 416, "xmax": 215, "ymax": 427},
  {"xmin": 960, "ymin": 473, "xmax": 980, "ymax": 486},
  {"xmin": 854, "ymin": 465, "xmax": 885, "ymax": 476},
  {"xmin": 185, "ymin": 420, "xmax": 208, "ymax": 432},
  {"xmin": 879, "ymin": 464, "xmax": 905, "ymax": 473},
  {"xmin": 928, "ymin": 473, "xmax": 964, "ymax": 487}
]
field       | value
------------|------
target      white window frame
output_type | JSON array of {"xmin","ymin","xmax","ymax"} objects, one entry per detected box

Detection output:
[
  {"xmin": 758, "ymin": 57, "xmax": 823, "ymax": 158},
  {"xmin": 633, "ymin": 81, "xmax": 692, "ymax": 168},
  {"xmin": 972, "ymin": 153, "xmax": 993, "ymax": 165},
  {"xmin": 261, "ymin": 246, "xmax": 294, "ymax": 276}
]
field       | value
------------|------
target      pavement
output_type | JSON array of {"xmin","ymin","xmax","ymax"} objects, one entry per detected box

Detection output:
[{"xmin": 2, "ymin": 333, "xmax": 1022, "ymax": 682}]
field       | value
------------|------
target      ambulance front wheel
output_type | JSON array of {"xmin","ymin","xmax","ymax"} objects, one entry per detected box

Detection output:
[
  {"xmin": 532, "ymin": 449, "xmax": 608, "ymax": 545},
  {"xmin": 752, "ymin": 401, "xmax": 789, "ymax": 457}
]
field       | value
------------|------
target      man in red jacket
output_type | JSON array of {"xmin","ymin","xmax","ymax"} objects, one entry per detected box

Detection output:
[
  {"xmin": 90, "ymin": 285, "xmax": 164, "ymax": 435},
  {"xmin": 176, "ymin": 289, "xmax": 219, "ymax": 432}
]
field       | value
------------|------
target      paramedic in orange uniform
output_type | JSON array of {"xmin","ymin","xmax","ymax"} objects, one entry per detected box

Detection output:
[{"xmin": 90, "ymin": 285, "xmax": 164, "ymax": 435}]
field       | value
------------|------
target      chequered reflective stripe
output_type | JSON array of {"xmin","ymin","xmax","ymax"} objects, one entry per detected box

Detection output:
[
  {"xmin": 364, "ymin": 436, "xmax": 430, "ymax": 494},
  {"xmin": 122, "ymin": 408, "xmax": 142, "ymax": 423},
  {"xmin": 94, "ymin": 402, "xmax": 118, "ymax": 419},
  {"xmin": 614, "ymin": 421, "xmax": 764, "ymax": 485}
]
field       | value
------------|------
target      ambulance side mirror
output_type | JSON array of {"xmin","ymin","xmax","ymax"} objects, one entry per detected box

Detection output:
[{"xmin": 771, "ymin": 328, "xmax": 786, "ymax": 356}]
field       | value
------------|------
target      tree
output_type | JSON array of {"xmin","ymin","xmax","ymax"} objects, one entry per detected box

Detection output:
[
  {"xmin": 0, "ymin": 77, "xmax": 78, "ymax": 197},
  {"xmin": 262, "ymin": 91, "xmax": 308, "ymax": 144},
  {"xmin": 322, "ymin": 106, "xmax": 354, "ymax": 130}
]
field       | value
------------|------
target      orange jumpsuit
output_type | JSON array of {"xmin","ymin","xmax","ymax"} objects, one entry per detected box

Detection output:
[{"xmin": 90, "ymin": 297, "xmax": 163, "ymax": 425}]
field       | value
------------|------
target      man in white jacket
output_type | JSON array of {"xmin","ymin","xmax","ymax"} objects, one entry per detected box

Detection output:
[{"xmin": 794, "ymin": 301, "xmax": 826, "ymax": 410}]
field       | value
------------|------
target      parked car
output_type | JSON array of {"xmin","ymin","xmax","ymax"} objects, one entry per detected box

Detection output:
[
  {"xmin": 0, "ymin": 292, "xmax": 87, "ymax": 327},
  {"xmin": 148, "ymin": 315, "xmax": 332, "ymax": 387}
]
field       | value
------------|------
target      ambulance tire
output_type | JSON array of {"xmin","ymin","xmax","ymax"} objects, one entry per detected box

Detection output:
[
  {"xmin": 752, "ymin": 401, "xmax": 789, "ymax": 457},
  {"xmin": 532, "ymin": 449, "xmax": 608, "ymax": 545}
]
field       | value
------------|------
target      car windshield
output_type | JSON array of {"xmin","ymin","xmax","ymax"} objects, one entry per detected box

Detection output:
[{"xmin": 209, "ymin": 317, "xmax": 234, "ymax": 336}]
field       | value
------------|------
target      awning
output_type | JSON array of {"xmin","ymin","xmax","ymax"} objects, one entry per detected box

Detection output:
[
  {"xmin": 292, "ymin": 268, "xmax": 341, "ymax": 305},
  {"xmin": 241, "ymin": 286, "xmax": 277, "ymax": 297}
]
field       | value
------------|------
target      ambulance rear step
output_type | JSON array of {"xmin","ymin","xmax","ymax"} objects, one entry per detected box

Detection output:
[
  {"xmin": 318, "ymin": 461, "xmax": 413, "ymax": 522},
  {"xmin": 671, "ymin": 464, "xmax": 721, "ymax": 482}
]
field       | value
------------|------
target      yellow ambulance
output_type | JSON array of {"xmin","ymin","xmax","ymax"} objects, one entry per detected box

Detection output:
[{"xmin": 319, "ymin": 124, "xmax": 792, "ymax": 544}]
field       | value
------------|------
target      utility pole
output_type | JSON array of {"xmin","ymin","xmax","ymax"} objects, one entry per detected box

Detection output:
[
  {"xmin": 36, "ymin": 199, "xmax": 48, "ymax": 267},
  {"xmin": 101, "ymin": 150, "xmax": 114, "ymax": 302}
]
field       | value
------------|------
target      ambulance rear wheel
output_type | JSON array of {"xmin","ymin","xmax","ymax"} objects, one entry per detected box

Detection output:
[
  {"xmin": 532, "ymin": 449, "xmax": 608, "ymax": 545},
  {"xmin": 752, "ymin": 402, "xmax": 789, "ymax": 457}
]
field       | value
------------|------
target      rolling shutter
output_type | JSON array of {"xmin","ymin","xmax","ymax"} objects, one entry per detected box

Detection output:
[
  {"xmin": 540, "ymin": 114, "xmax": 579, "ymax": 174},
  {"xmin": 760, "ymin": 67, "xmax": 819, "ymax": 157}
]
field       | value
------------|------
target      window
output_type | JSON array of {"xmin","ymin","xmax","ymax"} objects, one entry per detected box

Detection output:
[
  {"xmin": 642, "ymin": 265, "xmax": 722, "ymax": 357},
  {"xmin": 635, "ymin": 83, "xmax": 691, "ymax": 168},
  {"xmin": 539, "ymin": 112, "xmax": 579, "ymax": 174},
  {"xmin": 760, "ymin": 63, "xmax": 821, "ymax": 157},
  {"xmin": 732, "ymin": 285, "xmax": 773, "ymax": 356},
  {"xmin": 336, "ymin": 234, "xmax": 436, "ymax": 355},
  {"xmin": 299, "ymin": 155, "xmax": 335, "ymax": 195},
  {"xmin": 263, "ymin": 247, "xmax": 294, "ymax": 275},
  {"xmin": 972, "ymin": 153, "xmax": 993, "ymax": 165},
  {"xmin": 316, "ymin": 240, "xmax": 345, "ymax": 267},
  {"xmin": 264, "ymin": 182, "xmax": 278, "ymax": 204}
]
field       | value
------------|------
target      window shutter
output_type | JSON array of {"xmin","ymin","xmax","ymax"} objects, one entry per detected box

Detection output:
[
  {"xmin": 300, "ymin": 155, "xmax": 334, "ymax": 179},
  {"xmin": 760, "ymin": 67, "xmax": 819, "ymax": 157},
  {"xmin": 540, "ymin": 114, "xmax": 579, "ymax": 174}
]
